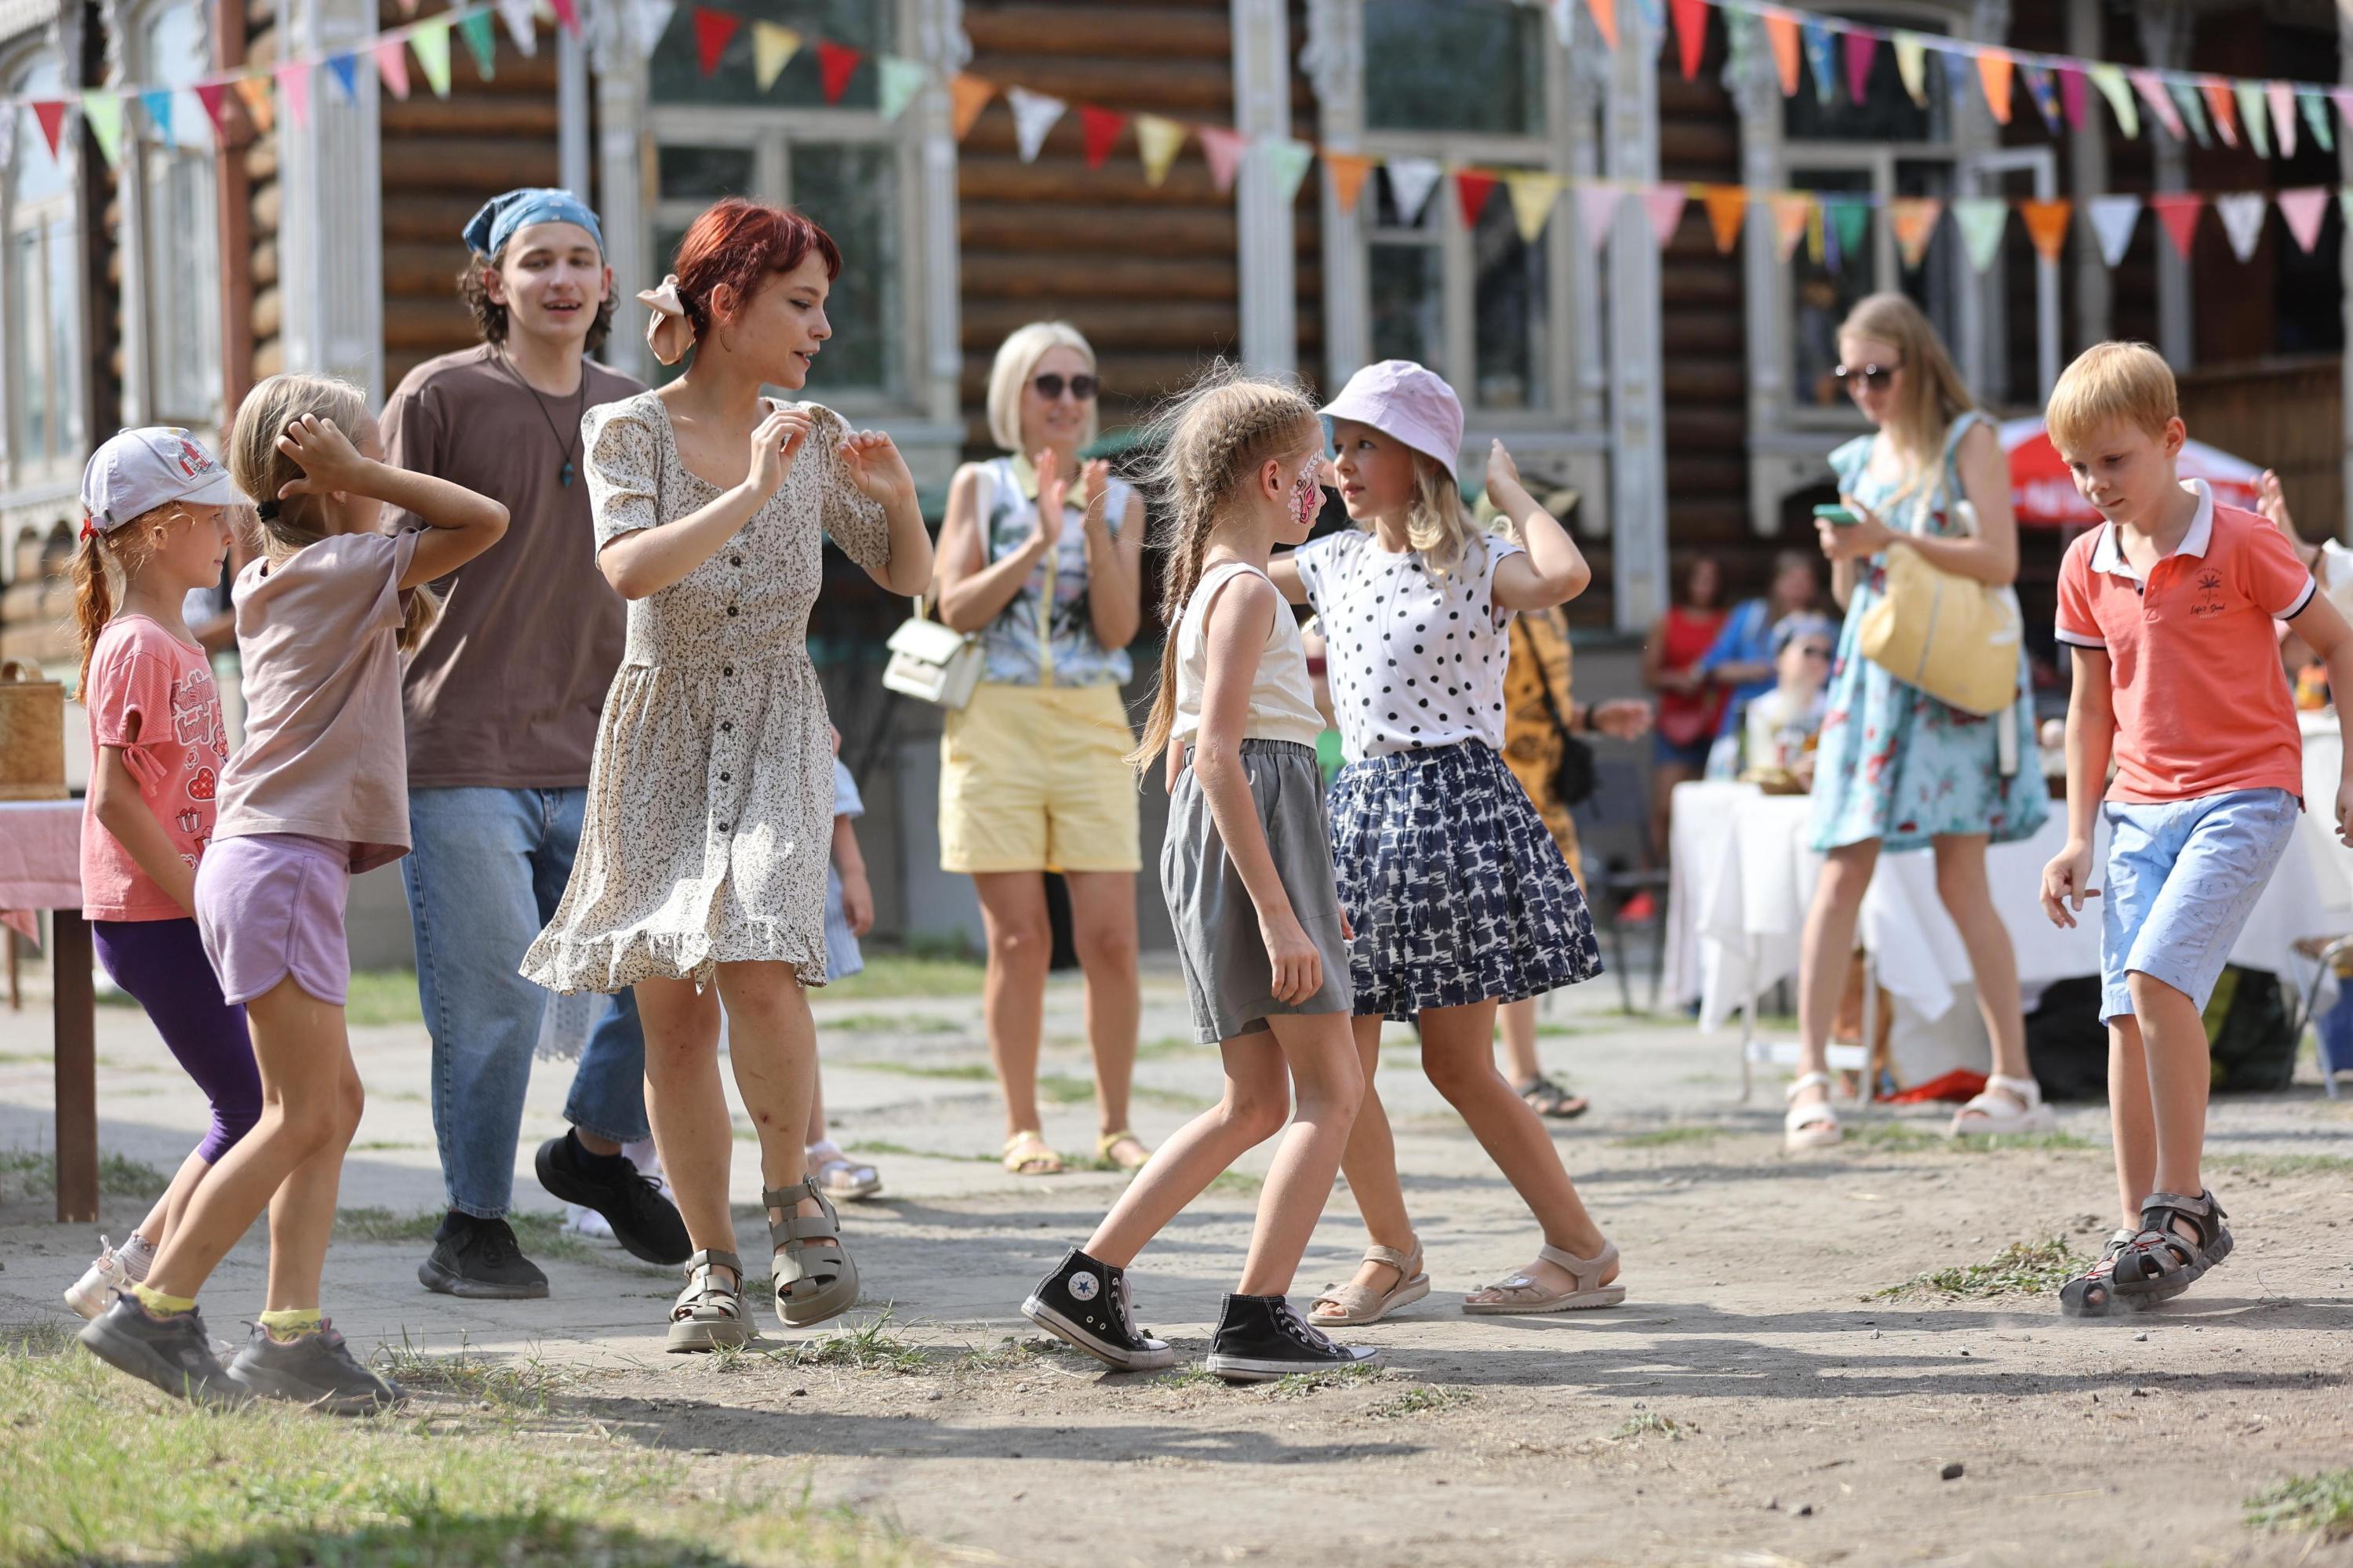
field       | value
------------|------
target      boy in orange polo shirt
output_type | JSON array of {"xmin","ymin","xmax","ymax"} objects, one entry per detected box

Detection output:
[{"xmin": 2042, "ymin": 341, "xmax": 2353, "ymax": 1316}]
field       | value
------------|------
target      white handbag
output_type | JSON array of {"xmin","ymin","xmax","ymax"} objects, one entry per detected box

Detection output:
[{"xmin": 882, "ymin": 599, "xmax": 984, "ymax": 709}]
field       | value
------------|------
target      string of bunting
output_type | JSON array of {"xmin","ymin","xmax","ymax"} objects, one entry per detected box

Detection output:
[{"xmin": 1, "ymin": 0, "xmax": 2345, "ymax": 275}]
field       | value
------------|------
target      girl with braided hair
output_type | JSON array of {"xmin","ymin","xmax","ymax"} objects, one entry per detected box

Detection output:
[{"xmin": 1021, "ymin": 366, "xmax": 1376, "ymax": 1382}]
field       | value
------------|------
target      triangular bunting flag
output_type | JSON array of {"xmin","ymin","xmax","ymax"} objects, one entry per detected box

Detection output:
[
  {"xmin": 1584, "ymin": 0, "xmax": 1617, "ymax": 51},
  {"xmin": 30, "ymin": 100, "xmax": 66, "ymax": 161},
  {"xmin": 497, "ymin": 0, "xmax": 538, "ymax": 56},
  {"xmin": 79, "ymin": 93, "xmax": 122, "ymax": 167},
  {"xmin": 877, "ymin": 56, "xmax": 925, "ymax": 120},
  {"xmin": 1506, "ymin": 173, "xmax": 1562, "ymax": 242},
  {"xmin": 2019, "ymin": 198, "xmax": 2071, "ymax": 263},
  {"xmin": 816, "ymin": 40, "xmax": 861, "ymax": 104},
  {"xmin": 325, "ymin": 53, "xmax": 359, "ymax": 102},
  {"xmin": 2149, "ymin": 192, "xmax": 2202, "ymax": 259},
  {"xmin": 2169, "ymin": 81, "xmax": 2211, "ymax": 147},
  {"xmin": 1842, "ymin": 31, "xmax": 1874, "ymax": 104},
  {"xmin": 230, "ymin": 73, "xmax": 273, "ymax": 131},
  {"xmin": 2300, "ymin": 90, "xmax": 2334, "ymax": 155},
  {"xmin": 949, "ymin": 74, "xmax": 993, "ymax": 139},
  {"xmin": 411, "ymin": 19, "xmax": 454, "ymax": 99},
  {"xmin": 1004, "ymin": 86, "xmax": 1064, "ymax": 163},
  {"xmin": 456, "ymin": 11, "xmax": 498, "ymax": 80},
  {"xmin": 2089, "ymin": 64, "xmax": 2137, "ymax": 139},
  {"xmin": 1642, "ymin": 184, "xmax": 1688, "ymax": 249},
  {"xmin": 2128, "ymin": 70, "xmax": 2179, "ymax": 140},
  {"xmin": 1769, "ymin": 192, "xmax": 1811, "ymax": 261},
  {"xmin": 2200, "ymin": 79, "xmax": 2237, "ymax": 148},
  {"xmin": 2086, "ymin": 194, "xmax": 2141, "ymax": 266},
  {"xmin": 1764, "ymin": 14, "xmax": 1798, "ymax": 97},
  {"xmin": 1325, "ymin": 151, "xmax": 1375, "ymax": 215},
  {"xmin": 1267, "ymin": 138, "xmax": 1315, "ymax": 206},
  {"xmin": 1938, "ymin": 48, "xmax": 1971, "ymax": 110},
  {"xmin": 751, "ymin": 22, "xmax": 799, "ymax": 89},
  {"xmin": 140, "ymin": 89, "xmax": 174, "ymax": 140},
  {"xmin": 1077, "ymin": 104, "xmax": 1125, "ymax": 169},
  {"xmin": 194, "ymin": 82, "xmax": 233, "ymax": 133},
  {"xmin": 2057, "ymin": 66, "xmax": 2086, "ymax": 129},
  {"xmin": 274, "ymin": 61, "xmax": 311, "ymax": 128},
  {"xmin": 1384, "ymin": 157, "xmax": 1443, "ymax": 225},
  {"xmin": 1826, "ymin": 198, "xmax": 1867, "ymax": 269},
  {"xmin": 1799, "ymin": 21, "xmax": 1835, "ymax": 105},
  {"xmin": 373, "ymin": 38, "xmax": 411, "ymax": 100},
  {"xmin": 1888, "ymin": 197, "xmax": 1940, "ymax": 269},
  {"xmin": 1575, "ymin": 184, "xmax": 1623, "ymax": 255},
  {"xmin": 1700, "ymin": 184, "xmax": 1745, "ymax": 253},
  {"xmin": 2278, "ymin": 187, "xmax": 2329, "ymax": 253},
  {"xmin": 550, "ymin": 0, "xmax": 580, "ymax": 38},
  {"xmin": 1892, "ymin": 32, "xmax": 1926, "ymax": 107},
  {"xmin": 1198, "ymin": 126, "xmax": 1247, "ymax": 195},
  {"xmin": 629, "ymin": 0, "xmax": 675, "ymax": 56},
  {"xmin": 1135, "ymin": 113, "xmax": 1185, "ymax": 186},
  {"xmin": 2021, "ymin": 64, "xmax": 2062, "ymax": 135},
  {"xmin": 2232, "ymin": 81, "xmax": 2268, "ymax": 158},
  {"xmin": 2267, "ymin": 82, "xmax": 2296, "ymax": 160},
  {"xmin": 2213, "ymin": 191, "xmax": 2266, "ymax": 261},
  {"xmin": 1805, "ymin": 201, "xmax": 1824, "ymax": 264},
  {"xmin": 1455, "ymin": 169, "xmax": 1500, "ymax": 228},
  {"xmin": 1976, "ymin": 49, "xmax": 2013, "ymax": 125},
  {"xmin": 1670, "ymin": 0, "xmax": 1706, "ymax": 81},
  {"xmin": 691, "ymin": 8, "xmax": 737, "ymax": 78},
  {"xmin": 1951, "ymin": 198, "xmax": 2008, "ymax": 273}
]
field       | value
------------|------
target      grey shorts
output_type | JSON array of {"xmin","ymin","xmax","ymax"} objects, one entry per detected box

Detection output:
[{"xmin": 1162, "ymin": 739, "xmax": 1355, "ymax": 1043}]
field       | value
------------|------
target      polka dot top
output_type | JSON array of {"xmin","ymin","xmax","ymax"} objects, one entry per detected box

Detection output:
[{"xmin": 1289, "ymin": 528, "xmax": 1523, "ymax": 763}]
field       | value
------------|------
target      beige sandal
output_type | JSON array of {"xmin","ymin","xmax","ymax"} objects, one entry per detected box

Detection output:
[
  {"xmin": 1308, "ymin": 1240, "xmax": 1431, "ymax": 1326},
  {"xmin": 1002, "ymin": 1130, "xmax": 1064, "ymax": 1176},
  {"xmin": 1096, "ymin": 1129, "xmax": 1151, "ymax": 1172},
  {"xmin": 1462, "ymin": 1239, "xmax": 1626, "ymax": 1315}
]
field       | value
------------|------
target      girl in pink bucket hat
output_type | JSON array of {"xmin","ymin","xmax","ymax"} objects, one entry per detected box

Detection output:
[{"xmin": 1264, "ymin": 359, "xmax": 1627, "ymax": 1322}]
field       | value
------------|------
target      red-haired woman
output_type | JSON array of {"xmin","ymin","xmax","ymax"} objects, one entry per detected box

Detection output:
[{"xmin": 524, "ymin": 199, "xmax": 933, "ymax": 1351}]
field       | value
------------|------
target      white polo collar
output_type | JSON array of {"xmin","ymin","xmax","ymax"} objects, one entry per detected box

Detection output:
[{"xmin": 2089, "ymin": 478, "xmax": 2213, "ymax": 583}]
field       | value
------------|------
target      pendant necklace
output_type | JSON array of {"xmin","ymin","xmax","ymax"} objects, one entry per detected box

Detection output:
[{"xmin": 499, "ymin": 349, "xmax": 589, "ymax": 487}]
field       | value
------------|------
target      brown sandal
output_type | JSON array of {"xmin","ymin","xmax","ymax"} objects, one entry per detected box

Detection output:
[{"xmin": 1307, "ymin": 1241, "xmax": 1431, "ymax": 1326}]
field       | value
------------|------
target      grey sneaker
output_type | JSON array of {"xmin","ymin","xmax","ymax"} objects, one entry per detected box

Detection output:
[
  {"xmin": 224, "ymin": 1319, "xmax": 406, "ymax": 1415},
  {"xmin": 78, "ymin": 1296, "xmax": 249, "ymax": 1407}
]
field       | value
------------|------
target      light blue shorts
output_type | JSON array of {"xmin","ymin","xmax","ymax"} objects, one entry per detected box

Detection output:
[{"xmin": 2100, "ymin": 788, "xmax": 2300, "ymax": 1024}]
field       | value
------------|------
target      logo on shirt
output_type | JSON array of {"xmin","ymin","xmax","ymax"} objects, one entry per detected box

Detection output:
[{"xmin": 2191, "ymin": 568, "xmax": 2226, "ymax": 619}]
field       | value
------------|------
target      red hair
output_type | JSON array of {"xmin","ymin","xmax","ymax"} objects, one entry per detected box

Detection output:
[{"xmin": 669, "ymin": 198, "xmax": 842, "ymax": 344}]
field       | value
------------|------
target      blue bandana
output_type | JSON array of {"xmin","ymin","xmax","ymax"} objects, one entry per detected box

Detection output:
[{"xmin": 461, "ymin": 187, "xmax": 605, "ymax": 258}]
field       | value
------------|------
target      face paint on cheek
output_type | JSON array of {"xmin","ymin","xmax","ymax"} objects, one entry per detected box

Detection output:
[{"xmin": 1291, "ymin": 468, "xmax": 1318, "ymax": 529}]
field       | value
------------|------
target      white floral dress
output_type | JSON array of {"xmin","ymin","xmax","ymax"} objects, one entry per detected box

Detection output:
[{"xmin": 522, "ymin": 391, "xmax": 890, "ymax": 991}]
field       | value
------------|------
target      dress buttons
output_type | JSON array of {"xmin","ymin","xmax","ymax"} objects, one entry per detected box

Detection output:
[
  {"xmin": 720, "ymin": 772, "xmax": 731, "ymax": 782},
  {"xmin": 731, "ymin": 555, "xmax": 743, "ymax": 567},
  {"xmin": 722, "ymin": 664, "xmax": 734, "ymax": 676},
  {"xmin": 727, "ymin": 606, "xmax": 740, "ymax": 617},
  {"xmin": 718, "ymin": 824, "xmax": 731, "ymax": 835},
  {"xmin": 721, "ymin": 721, "xmax": 733, "ymax": 733}
]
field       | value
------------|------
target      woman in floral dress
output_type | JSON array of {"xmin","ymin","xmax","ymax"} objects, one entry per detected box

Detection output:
[
  {"xmin": 1786, "ymin": 293, "xmax": 2049, "ymax": 1151},
  {"xmin": 523, "ymin": 200, "xmax": 932, "ymax": 1349}
]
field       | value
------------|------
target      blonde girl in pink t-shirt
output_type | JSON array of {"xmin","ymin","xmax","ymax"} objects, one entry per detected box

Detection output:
[
  {"xmin": 77, "ymin": 377, "xmax": 507, "ymax": 1413},
  {"xmin": 60, "ymin": 429, "xmax": 263, "ymax": 1327}
]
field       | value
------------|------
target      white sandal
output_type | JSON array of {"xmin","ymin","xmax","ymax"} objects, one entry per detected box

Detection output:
[
  {"xmin": 1461, "ymin": 1239, "xmax": 1626, "ymax": 1315},
  {"xmin": 808, "ymin": 1141, "xmax": 882, "ymax": 1200},
  {"xmin": 1784, "ymin": 1071, "xmax": 1842, "ymax": 1151},
  {"xmin": 1308, "ymin": 1240, "xmax": 1431, "ymax": 1326},
  {"xmin": 1948, "ymin": 1072, "xmax": 2056, "ymax": 1137}
]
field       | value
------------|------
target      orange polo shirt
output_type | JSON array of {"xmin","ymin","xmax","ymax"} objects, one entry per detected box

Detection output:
[{"xmin": 2054, "ymin": 481, "xmax": 2315, "ymax": 805}]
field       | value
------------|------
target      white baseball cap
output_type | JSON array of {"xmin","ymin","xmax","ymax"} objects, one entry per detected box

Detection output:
[{"xmin": 80, "ymin": 427, "xmax": 238, "ymax": 537}]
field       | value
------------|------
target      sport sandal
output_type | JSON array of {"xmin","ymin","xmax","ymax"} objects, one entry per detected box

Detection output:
[
  {"xmin": 667, "ymin": 1249, "xmax": 749, "ymax": 1353},
  {"xmin": 1463, "ymin": 1239, "xmax": 1627, "ymax": 1315},
  {"xmin": 1784, "ymin": 1071, "xmax": 1842, "ymax": 1151},
  {"xmin": 2112, "ymin": 1189, "xmax": 2232, "ymax": 1304},
  {"xmin": 2058, "ymin": 1229, "xmax": 2140, "ymax": 1319},
  {"xmin": 1948, "ymin": 1073, "xmax": 2057, "ymax": 1137},
  {"xmin": 1308, "ymin": 1240, "xmax": 1431, "ymax": 1327},
  {"xmin": 768, "ymin": 1177, "xmax": 859, "ymax": 1330}
]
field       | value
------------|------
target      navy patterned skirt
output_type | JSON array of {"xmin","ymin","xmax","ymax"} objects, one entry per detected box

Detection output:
[{"xmin": 1326, "ymin": 740, "xmax": 1602, "ymax": 1020}]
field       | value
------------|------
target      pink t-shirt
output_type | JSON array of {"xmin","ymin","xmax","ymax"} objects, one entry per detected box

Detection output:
[
  {"xmin": 215, "ymin": 529, "xmax": 421, "ymax": 873},
  {"xmin": 79, "ymin": 615, "xmax": 227, "ymax": 921}
]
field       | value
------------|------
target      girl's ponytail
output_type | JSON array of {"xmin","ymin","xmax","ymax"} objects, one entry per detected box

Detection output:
[{"xmin": 70, "ymin": 529, "xmax": 112, "ymax": 695}]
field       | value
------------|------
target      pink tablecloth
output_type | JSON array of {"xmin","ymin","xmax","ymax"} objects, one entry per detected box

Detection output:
[{"xmin": 0, "ymin": 799, "xmax": 81, "ymax": 940}]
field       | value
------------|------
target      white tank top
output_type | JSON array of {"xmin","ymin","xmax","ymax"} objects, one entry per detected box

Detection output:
[{"xmin": 1169, "ymin": 561, "xmax": 1326, "ymax": 752}]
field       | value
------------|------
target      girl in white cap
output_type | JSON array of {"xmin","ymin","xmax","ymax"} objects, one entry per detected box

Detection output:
[{"xmin": 1268, "ymin": 359, "xmax": 1626, "ymax": 1324}]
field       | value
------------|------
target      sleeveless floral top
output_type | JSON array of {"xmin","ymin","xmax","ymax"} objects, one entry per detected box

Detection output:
[{"xmin": 973, "ymin": 454, "xmax": 1135, "ymax": 688}]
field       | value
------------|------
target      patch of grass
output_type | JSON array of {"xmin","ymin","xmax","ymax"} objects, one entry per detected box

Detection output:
[
  {"xmin": 1367, "ymin": 1384, "xmax": 1474, "ymax": 1421},
  {"xmin": 372, "ymin": 1330, "xmax": 571, "ymax": 1413},
  {"xmin": 336, "ymin": 1207, "xmax": 593, "ymax": 1264},
  {"xmin": 1155, "ymin": 1366, "xmax": 1220, "ymax": 1390},
  {"xmin": 769, "ymin": 1312, "xmax": 930, "ymax": 1376},
  {"xmin": 1951, "ymin": 1130, "xmax": 2098, "ymax": 1153},
  {"xmin": 344, "ymin": 969, "xmax": 426, "ymax": 1028},
  {"xmin": 822, "ymin": 1013, "xmax": 966, "ymax": 1036},
  {"xmin": 1873, "ymin": 1235, "xmax": 2086, "ymax": 1301},
  {"xmin": 1135, "ymin": 1035, "xmax": 1213, "ymax": 1060},
  {"xmin": 1613, "ymin": 1126, "xmax": 1724, "ymax": 1148},
  {"xmin": 2247, "ymin": 1469, "xmax": 2353, "ymax": 1541},
  {"xmin": 1204, "ymin": 1169, "xmax": 1264, "ymax": 1198},
  {"xmin": 0, "ymin": 1322, "xmax": 78, "ymax": 1357},
  {"xmin": 1837, "ymin": 1122, "xmax": 2097, "ymax": 1157},
  {"xmin": 1610, "ymin": 1411, "xmax": 1688, "ymax": 1442},
  {"xmin": 824, "ymin": 953, "xmax": 985, "ymax": 1002},
  {"xmin": 955, "ymin": 1336, "xmax": 1070, "ymax": 1373},
  {"xmin": 0, "ymin": 1338, "xmax": 921, "ymax": 1566},
  {"xmin": 2216, "ymin": 1151, "xmax": 2353, "ymax": 1179},
  {"xmin": 853, "ymin": 1060, "xmax": 996, "ymax": 1084},
  {"xmin": 0, "ymin": 1148, "xmax": 169, "ymax": 1202},
  {"xmin": 1261, "ymin": 1362, "xmax": 1389, "ymax": 1399},
  {"xmin": 842, "ymin": 1139, "xmax": 999, "ymax": 1165}
]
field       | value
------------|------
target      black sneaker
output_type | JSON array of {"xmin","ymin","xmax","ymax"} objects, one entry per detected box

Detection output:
[
  {"xmin": 78, "ymin": 1295, "xmax": 250, "ymax": 1407},
  {"xmin": 535, "ymin": 1131, "xmax": 691, "ymax": 1265},
  {"xmin": 1020, "ymin": 1247, "xmax": 1176, "ymax": 1371},
  {"xmin": 224, "ymin": 1319, "xmax": 406, "ymax": 1415},
  {"xmin": 1205, "ymin": 1293, "xmax": 1380, "ymax": 1383},
  {"xmin": 416, "ymin": 1212, "xmax": 549, "ymax": 1299}
]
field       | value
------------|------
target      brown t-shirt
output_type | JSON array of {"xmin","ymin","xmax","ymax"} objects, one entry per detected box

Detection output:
[{"xmin": 384, "ymin": 344, "xmax": 646, "ymax": 789}]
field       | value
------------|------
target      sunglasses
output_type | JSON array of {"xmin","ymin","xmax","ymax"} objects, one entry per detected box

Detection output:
[
  {"xmin": 1835, "ymin": 362, "xmax": 1900, "ymax": 391},
  {"xmin": 1798, "ymin": 642, "xmax": 1833, "ymax": 660},
  {"xmin": 1033, "ymin": 373, "xmax": 1100, "ymax": 402}
]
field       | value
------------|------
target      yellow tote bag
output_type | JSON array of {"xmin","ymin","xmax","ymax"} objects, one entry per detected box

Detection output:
[{"xmin": 1854, "ymin": 424, "xmax": 2024, "ymax": 719}]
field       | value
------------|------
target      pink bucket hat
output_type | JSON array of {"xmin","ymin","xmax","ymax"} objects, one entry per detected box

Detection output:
[{"xmin": 1320, "ymin": 359, "xmax": 1465, "ymax": 480}]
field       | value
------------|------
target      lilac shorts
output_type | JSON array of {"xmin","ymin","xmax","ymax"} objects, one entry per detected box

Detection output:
[{"xmin": 194, "ymin": 833, "xmax": 353, "ymax": 1006}]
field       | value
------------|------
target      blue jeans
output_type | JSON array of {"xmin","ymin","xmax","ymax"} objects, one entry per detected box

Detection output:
[
  {"xmin": 2100, "ymin": 788, "xmax": 2300, "ymax": 1025},
  {"xmin": 404, "ymin": 787, "xmax": 649, "ymax": 1218}
]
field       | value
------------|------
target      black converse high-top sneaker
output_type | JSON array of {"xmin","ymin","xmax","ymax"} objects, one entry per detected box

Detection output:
[
  {"xmin": 1206, "ymin": 1293, "xmax": 1381, "ymax": 1383},
  {"xmin": 1020, "ymin": 1248, "xmax": 1176, "ymax": 1371}
]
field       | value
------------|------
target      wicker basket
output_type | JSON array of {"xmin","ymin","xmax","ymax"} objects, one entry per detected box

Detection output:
[{"xmin": 0, "ymin": 660, "xmax": 67, "ymax": 801}]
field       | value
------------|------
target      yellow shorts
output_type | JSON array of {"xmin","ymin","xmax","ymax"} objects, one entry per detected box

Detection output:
[{"xmin": 940, "ymin": 682, "xmax": 1143, "ymax": 874}]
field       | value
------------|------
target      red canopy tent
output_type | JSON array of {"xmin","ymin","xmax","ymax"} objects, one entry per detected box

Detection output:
[{"xmin": 2001, "ymin": 417, "xmax": 2263, "ymax": 528}]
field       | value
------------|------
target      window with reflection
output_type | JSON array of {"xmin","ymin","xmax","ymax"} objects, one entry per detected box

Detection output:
[
  {"xmin": 4, "ymin": 53, "xmax": 81, "ymax": 480},
  {"xmin": 135, "ymin": 0, "xmax": 221, "ymax": 427}
]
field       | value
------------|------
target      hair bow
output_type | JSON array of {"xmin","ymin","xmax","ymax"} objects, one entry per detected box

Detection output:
[{"xmin": 638, "ymin": 275, "xmax": 693, "ymax": 366}]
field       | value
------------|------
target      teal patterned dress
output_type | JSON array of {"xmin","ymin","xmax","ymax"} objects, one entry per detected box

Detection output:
[{"xmin": 1806, "ymin": 411, "xmax": 2048, "ymax": 853}]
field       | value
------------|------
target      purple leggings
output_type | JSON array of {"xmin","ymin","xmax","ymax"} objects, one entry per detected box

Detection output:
[{"xmin": 93, "ymin": 918, "xmax": 261, "ymax": 1164}]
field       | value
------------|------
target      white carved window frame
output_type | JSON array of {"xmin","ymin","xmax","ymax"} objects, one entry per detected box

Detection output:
[
  {"xmin": 118, "ymin": 0, "xmax": 224, "ymax": 436},
  {"xmin": 0, "ymin": 29, "xmax": 83, "ymax": 507}
]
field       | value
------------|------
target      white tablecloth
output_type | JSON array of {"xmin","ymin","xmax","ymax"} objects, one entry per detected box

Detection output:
[{"xmin": 1666, "ymin": 778, "xmax": 2347, "ymax": 1031}]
